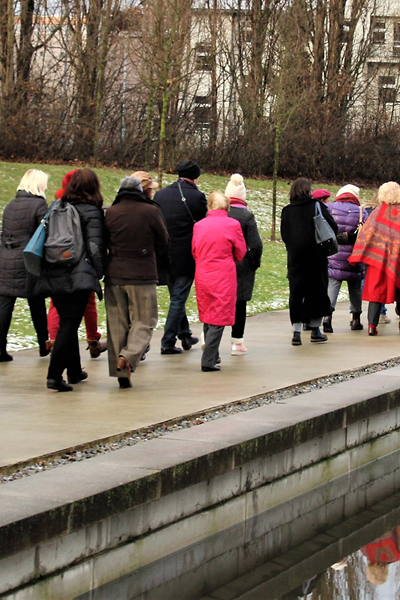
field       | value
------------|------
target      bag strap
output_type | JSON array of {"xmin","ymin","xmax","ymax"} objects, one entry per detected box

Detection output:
[
  {"xmin": 358, "ymin": 205, "xmax": 363, "ymax": 226},
  {"xmin": 178, "ymin": 181, "xmax": 196, "ymax": 224},
  {"xmin": 315, "ymin": 201, "xmax": 323, "ymax": 217},
  {"xmin": 40, "ymin": 205, "xmax": 55, "ymax": 227}
]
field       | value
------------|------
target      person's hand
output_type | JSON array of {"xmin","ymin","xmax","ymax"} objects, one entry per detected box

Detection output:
[{"xmin": 336, "ymin": 232, "xmax": 348, "ymax": 244}]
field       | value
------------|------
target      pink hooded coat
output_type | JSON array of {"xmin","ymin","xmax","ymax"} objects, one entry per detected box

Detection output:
[{"xmin": 192, "ymin": 209, "xmax": 247, "ymax": 326}]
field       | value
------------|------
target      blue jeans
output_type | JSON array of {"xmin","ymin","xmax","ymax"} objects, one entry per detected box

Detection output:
[{"xmin": 161, "ymin": 275, "xmax": 193, "ymax": 349}]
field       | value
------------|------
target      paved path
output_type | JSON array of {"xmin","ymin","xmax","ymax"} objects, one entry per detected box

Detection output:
[{"xmin": 1, "ymin": 302, "xmax": 400, "ymax": 471}]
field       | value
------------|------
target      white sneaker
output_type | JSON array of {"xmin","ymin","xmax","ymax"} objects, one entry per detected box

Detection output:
[
  {"xmin": 231, "ymin": 343, "xmax": 248, "ymax": 356},
  {"xmin": 379, "ymin": 315, "xmax": 391, "ymax": 324}
]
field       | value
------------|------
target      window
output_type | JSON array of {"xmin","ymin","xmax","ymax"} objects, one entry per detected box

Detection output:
[
  {"xmin": 379, "ymin": 76, "xmax": 397, "ymax": 104},
  {"xmin": 193, "ymin": 94, "xmax": 212, "ymax": 128},
  {"xmin": 393, "ymin": 22, "xmax": 400, "ymax": 57},
  {"xmin": 372, "ymin": 19, "xmax": 386, "ymax": 44},
  {"xmin": 195, "ymin": 44, "xmax": 212, "ymax": 71},
  {"xmin": 240, "ymin": 18, "xmax": 252, "ymax": 44},
  {"xmin": 342, "ymin": 20, "xmax": 351, "ymax": 44}
]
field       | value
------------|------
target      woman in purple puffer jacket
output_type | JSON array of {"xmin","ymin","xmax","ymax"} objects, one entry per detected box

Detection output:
[{"xmin": 322, "ymin": 185, "xmax": 368, "ymax": 333}]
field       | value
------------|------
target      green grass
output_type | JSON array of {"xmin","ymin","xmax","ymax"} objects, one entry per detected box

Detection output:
[{"xmin": 0, "ymin": 161, "xmax": 376, "ymax": 350}]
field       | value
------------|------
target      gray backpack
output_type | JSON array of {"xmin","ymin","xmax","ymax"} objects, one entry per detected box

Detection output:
[{"xmin": 44, "ymin": 201, "xmax": 84, "ymax": 266}]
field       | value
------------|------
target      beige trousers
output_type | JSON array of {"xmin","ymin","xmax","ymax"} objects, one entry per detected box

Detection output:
[{"xmin": 105, "ymin": 283, "xmax": 158, "ymax": 378}]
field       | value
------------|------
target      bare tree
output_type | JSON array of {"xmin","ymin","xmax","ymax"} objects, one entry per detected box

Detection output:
[
  {"xmin": 0, "ymin": 0, "xmax": 66, "ymax": 152},
  {"xmin": 127, "ymin": 0, "xmax": 198, "ymax": 186},
  {"xmin": 59, "ymin": 0, "xmax": 122, "ymax": 161}
]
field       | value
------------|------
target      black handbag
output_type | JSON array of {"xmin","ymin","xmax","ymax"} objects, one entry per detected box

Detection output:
[{"xmin": 313, "ymin": 202, "xmax": 339, "ymax": 256}]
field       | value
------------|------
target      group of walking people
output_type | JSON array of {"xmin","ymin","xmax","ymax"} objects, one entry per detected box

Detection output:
[
  {"xmin": 2, "ymin": 163, "xmax": 397, "ymax": 390},
  {"xmin": 0, "ymin": 161, "xmax": 263, "ymax": 391},
  {"xmin": 281, "ymin": 178, "xmax": 400, "ymax": 345}
]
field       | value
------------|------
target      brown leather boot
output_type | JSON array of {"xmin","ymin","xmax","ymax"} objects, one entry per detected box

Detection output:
[
  {"xmin": 117, "ymin": 356, "xmax": 132, "ymax": 388},
  {"xmin": 45, "ymin": 339, "xmax": 55, "ymax": 353},
  {"xmin": 350, "ymin": 313, "xmax": 363, "ymax": 330},
  {"xmin": 87, "ymin": 339, "xmax": 107, "ymax": 359}
]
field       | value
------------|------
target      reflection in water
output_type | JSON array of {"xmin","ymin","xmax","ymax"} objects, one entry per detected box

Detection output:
[{"xmin": 280, "ymin": 526, "xmax": 400, "ymax": 600}]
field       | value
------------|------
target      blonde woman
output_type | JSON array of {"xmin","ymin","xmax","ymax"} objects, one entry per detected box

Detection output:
[
  {"xmin": 349, "ymin": 181, "xmax": 400, "ymax": 335},
  {"xmin": 0, "ymin": 169, "xmax": 49, "ymax": 361},
  {"xmin": 192, "ymin": 191, "xmax": 247, "ymax": 371}
]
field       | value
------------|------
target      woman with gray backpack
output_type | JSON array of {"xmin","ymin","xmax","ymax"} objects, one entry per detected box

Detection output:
[{"xmin": 38, "ymin": 168, "xmax": 104, "ymax": 392}]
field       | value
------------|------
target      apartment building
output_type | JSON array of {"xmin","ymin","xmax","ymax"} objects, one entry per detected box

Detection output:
[{"xmin": 355, "ymin": 1, "xmax": 400, "ymax": 122}]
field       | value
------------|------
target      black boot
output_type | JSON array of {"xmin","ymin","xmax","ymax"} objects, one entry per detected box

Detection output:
[
  {"xmin": 0, "ymin": 348, "xmax": 13, "ymax": 362},
  {"xmin": 323, "ymin": 316, "xmax": 333, "ymax": 333},
  {"xmin": 180, "ymin": 335, "xmax": 199, "ymax": 351},
  {"xmin": 350, "ymin": 312, "xmax": 363, "ymax": 330},
  {"xmin": 311, "ymin": 327, "xmax": 328, "ymax": 343},
  {"xmin": 292, "ymin": 332, "xmax": 302, "ymax": 346},
  {"xmin": 47, "ymin": 378, "xmax": 73, "ymax": 392}
]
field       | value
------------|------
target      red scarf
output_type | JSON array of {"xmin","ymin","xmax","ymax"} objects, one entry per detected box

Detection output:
[
  {"xmin": 179, "ymin": 177, "xmax": 198, "ymax": 189},
  {"xmin": 349, "ymin": 203, "xmax": 400, "ymax": 287},
  {"xmin": 335, "ymin": 193, "xmax": 360, "ymax": 206},
  {"xmin": 230, "ymin": 197, "xmax": 248, "ymax": 209}
]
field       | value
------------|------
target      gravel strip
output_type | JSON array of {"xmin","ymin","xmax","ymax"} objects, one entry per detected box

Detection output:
[{"xmin": 2, "ymin": 357, "xmax": 400, "ymax": 485}]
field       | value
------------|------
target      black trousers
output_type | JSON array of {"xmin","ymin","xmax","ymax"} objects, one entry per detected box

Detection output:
[
  {"xmin": 0, "ymin": 294, "xmax": 48, "ymax": 354},
  {"xmin": 368, "ymin": 302, "xmax": 382, "ymax": 327},
  {"xmin": 231, "ymin": 300, "xmax": 247, "ymax": 339},
  {"xmin": 48, "ymin": 290, "xmax": 90, "ymax": 382}
]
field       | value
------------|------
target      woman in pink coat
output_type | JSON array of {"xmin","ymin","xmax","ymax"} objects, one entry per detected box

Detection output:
[{"xmin": 192, "ymin": 191, "xmax": 247, "ymax": 371}]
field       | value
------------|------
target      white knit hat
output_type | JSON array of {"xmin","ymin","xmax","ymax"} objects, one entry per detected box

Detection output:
[
  {"xmin": 336, "ymin": 184, "xmax": 360, "ymax": 200},
  {"xmin": 225, "ymin": 174, "xmax": 246, "ymax": 201}
]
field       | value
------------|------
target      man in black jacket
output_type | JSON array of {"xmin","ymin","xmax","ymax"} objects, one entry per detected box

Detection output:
[{"xmin": 154, "ymin": 160, "xmax": 207, "ymax": 354}]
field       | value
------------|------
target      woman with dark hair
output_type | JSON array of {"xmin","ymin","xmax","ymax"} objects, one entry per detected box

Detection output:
[
  {"xmin": 38, "ymin": 168, "xmax": 105, "ymax": 391},
  {"xmin": 46, "ymin": 169, "xmax": 107, "ymax": 359},
  {"xmin": 281, "ymin": 178, "xmax": 338, "ymax": 346}
]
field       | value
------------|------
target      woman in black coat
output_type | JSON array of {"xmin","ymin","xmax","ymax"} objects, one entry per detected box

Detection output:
[
  {"xmin": 38, "ymin": 169, "xmax": 104, "ymax": 392},
  {"xmin": 225, "ymin": 174, "xmax": 263, "ymax": 355},
  {"xmin": 0, "ymin": 169, "xmax": 49, "ymax": 361},
  {"xmin": 281, "ymin": 178, "xmax": 338, "ymax": 346}
]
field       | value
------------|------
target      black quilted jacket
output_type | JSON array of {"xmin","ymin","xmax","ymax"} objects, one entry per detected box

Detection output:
[
  {"xmin": 37, "ymin": 202, "xmax": 105, "ymax": 300},
  {"xmin": 0, "ymin": 191, "xmax": 48, "ymax": 297}
]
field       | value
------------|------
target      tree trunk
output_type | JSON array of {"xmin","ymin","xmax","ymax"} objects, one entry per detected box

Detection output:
[
  {"xmin": 271, "ymin": 120, "xmax": 281, "ymax": 242},
  {"xmin": 157, "ymin": 88, "xmax": 169, "ymax": 188},
  {"xmin": 93, "ymin": 0, "xmax": 113, "ymax": 166},
  {"xmin": 145, "ymin": 86, "xmax": 156, "ymax": 171}
]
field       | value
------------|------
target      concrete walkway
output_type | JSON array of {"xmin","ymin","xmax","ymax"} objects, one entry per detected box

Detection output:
[{"xmin": 1, "ymin": 302, "xmax": 400, "ymax": 471}]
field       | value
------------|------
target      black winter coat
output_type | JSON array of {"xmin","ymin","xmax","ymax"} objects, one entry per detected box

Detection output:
[
  {"xmin": 37, "ymin": 202, "xmax": 104, "ymax": 300},
  {"xmin": 154, "ymin": 180, "xmax": 207, "ymax": 278},
  {"xmin": 0, "ymin": 191, "xmax": 48, "ymax": 297},
  {"xmin": 281, "ymin": 196, "xmax": 338, "ymax": 323},
  {"xmin": 229, "ymin": 205, "xmax": 263, "ymax": 302}
]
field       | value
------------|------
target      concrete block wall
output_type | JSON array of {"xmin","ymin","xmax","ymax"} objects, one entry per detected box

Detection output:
[{"xmin": 1, "ymin": 370, "xmax": 400, "ymax": 599}]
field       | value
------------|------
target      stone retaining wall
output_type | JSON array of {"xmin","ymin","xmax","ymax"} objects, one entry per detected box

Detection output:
[{"xmin": 1, "ymin": 369, "xmax": 400, "ymax": 599}]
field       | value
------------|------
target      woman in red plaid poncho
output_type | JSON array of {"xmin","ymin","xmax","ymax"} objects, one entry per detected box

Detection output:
[{"xmin": 349, "ymin": 181, "xmax": 400, "ymax": 336}]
